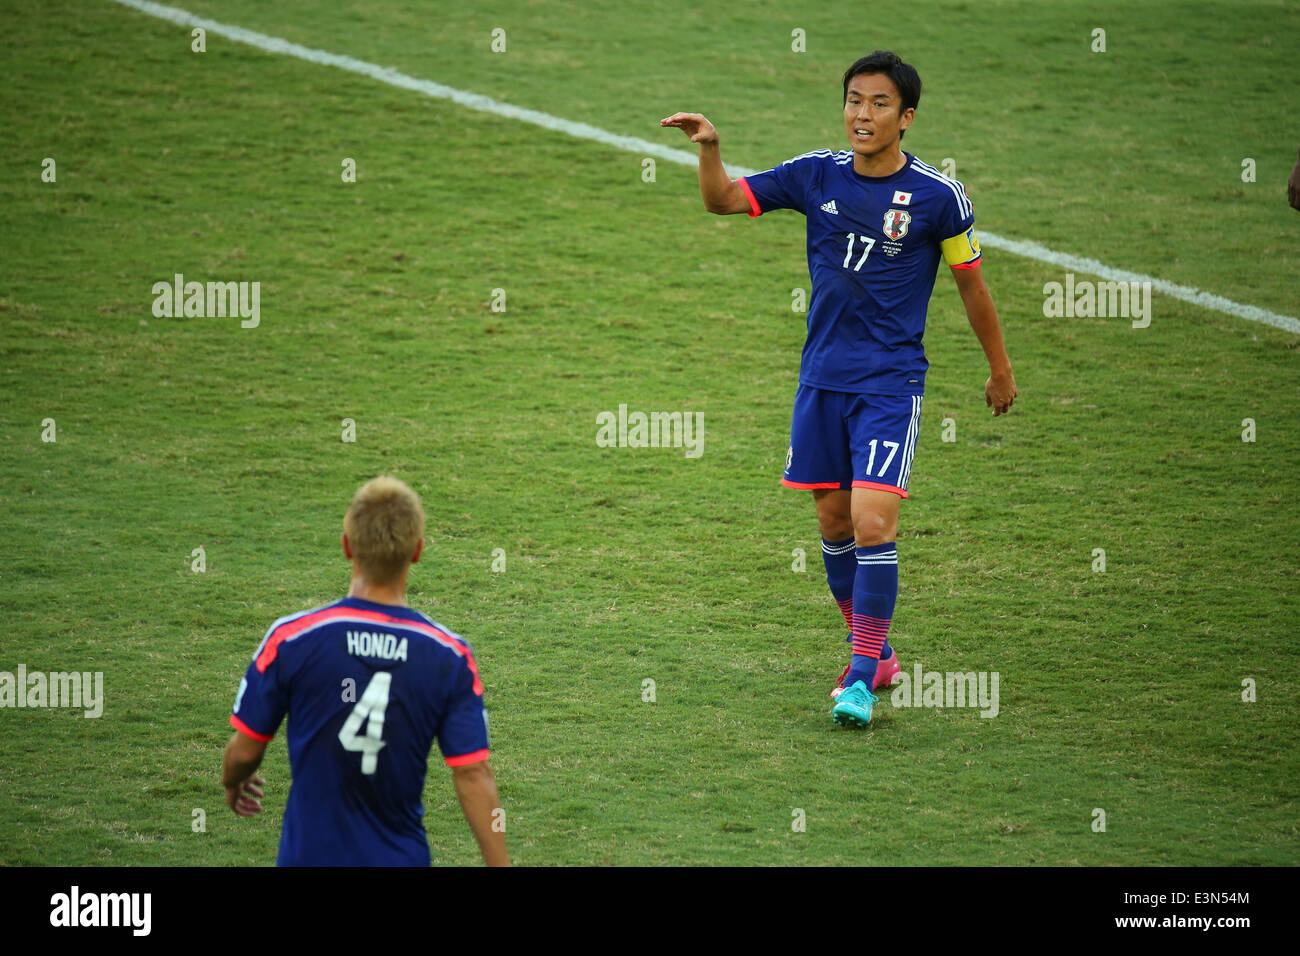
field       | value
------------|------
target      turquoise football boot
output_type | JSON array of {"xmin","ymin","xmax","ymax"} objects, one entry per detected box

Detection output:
[{"xmin": 831, "ymin": 680, "xmax": 879, "ymax": 728}]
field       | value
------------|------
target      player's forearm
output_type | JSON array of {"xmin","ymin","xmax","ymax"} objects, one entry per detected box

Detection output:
[
  {"xmin": 963, "ymin": 287, "xmax": 1013, "ymax": 375},
  {"xmin": 453, "ymin": 762, "xmax": 509, "ymax": 866},
  {"xmin": 697, "ymin": 141, "xmax": 739, "ymax": 214},
  {"xmin": 221, "ymin": 734, "xmax": 263, "ymax": 789}
]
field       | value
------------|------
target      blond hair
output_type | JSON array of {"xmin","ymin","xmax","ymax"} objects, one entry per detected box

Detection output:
[{"xmin": 343, "ymin": 476, "xmax": 426, "ymax": 584}]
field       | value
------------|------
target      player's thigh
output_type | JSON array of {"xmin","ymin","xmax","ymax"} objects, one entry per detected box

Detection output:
[
  {"xmin": 782, "ymin": 385, "xmax": 852, "ymax": 491},
  {"xmin": 845, "ymin": 393, "xmax": 923, "ymax": 542},
  {"xmin": 845, "ymin": 393, "xmax": 923, "ymax": 498}
]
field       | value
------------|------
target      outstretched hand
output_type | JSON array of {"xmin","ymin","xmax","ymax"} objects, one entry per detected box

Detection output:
[{"xmin": 660, "ymin": 112, "xmax": 718, "ymax": 145}]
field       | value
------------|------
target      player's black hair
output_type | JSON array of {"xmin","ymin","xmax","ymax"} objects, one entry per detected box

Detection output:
[{"xmin": 842, "ymin": 51, "xmax": 921, "ymax": 139}]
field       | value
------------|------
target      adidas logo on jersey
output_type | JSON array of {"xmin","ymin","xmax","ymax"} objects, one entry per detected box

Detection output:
[{"xmin": 820, "ymin": 200, "xmax": 839, "ymax": 215}]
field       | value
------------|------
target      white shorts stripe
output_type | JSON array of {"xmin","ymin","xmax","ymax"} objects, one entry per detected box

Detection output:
[
  {"xmin": 898, "ymin": 395, "xmax": 922, "ymax": 489},
  {"xmin": 905, "ymin": 395, "xmax": 922, "ymax": 486}
]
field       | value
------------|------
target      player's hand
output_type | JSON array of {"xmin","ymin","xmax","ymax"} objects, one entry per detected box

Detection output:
[
  {"xmin": 1288, "ymin": 150, "xmax": 1300, "ymax": 210},
  {"xmin": 986, "ymin": 370, "xmax": 1017, "ymax": 416},
  {"xmin": 225, "ymin": 773, "xmax": 266, "ymax": 816},
  {"xmin": 659, "ymin": 112, "xmax": 718, "ymax": 146}
]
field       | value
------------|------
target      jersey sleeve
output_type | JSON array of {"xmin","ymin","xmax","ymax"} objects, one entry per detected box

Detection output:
[
  {"xmin": 736, "ymin": 151, "xmax": 822, "ymax": 218},
  {"xmin": 936, "ymin": 178, "xmax": 981, "ymax": 269},
  {"xmin": 229, "ymin": 625, "xmax": 290, "ymax": 742},
  {"xmin": 437, "ymin": 648, "xmax": 490, "ymax": 767}
]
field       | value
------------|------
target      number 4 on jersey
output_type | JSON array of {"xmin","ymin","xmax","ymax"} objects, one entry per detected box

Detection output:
[{"xmin": 338, "ymin": 671, "xmax": 391, "ymax": 774}]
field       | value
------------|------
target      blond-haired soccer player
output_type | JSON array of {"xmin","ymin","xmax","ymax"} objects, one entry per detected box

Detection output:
[{"xmin": 222, "ymin": 476, "xmax": 507, "ymax": 866}]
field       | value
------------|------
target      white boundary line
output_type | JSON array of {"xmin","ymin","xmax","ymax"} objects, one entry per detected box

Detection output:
[{"xmin": 111, "ymin": 0, "xmax": 1299, "ymax": 334}]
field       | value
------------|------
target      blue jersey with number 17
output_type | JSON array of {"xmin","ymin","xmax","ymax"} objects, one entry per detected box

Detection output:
[
  {"xmin": 230, "ymin": 596, "xmax": 490, "ymax": 867},
  {"xmin": 738, "ymin": 149, "xmax": 981, "ymax": 396}
]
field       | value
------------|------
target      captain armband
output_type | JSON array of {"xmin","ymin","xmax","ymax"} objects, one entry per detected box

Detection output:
[{"xmin": 941, "ymin": 227, "xmax": 982, "ymax": 269}]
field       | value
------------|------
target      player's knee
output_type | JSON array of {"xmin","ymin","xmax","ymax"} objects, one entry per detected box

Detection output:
[
  {"xmin": 813, "ymin": 491, "xmax": 852, "ymax": 541},
  {"xmin": 818, "ymin": 515, "xmax": 853, "ymax": 540},
  {"xmin": 853, "ymin": 510, "xmax": 896, "ymax": 547}
]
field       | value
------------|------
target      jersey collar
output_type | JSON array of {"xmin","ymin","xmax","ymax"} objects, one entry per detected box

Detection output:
[{"xmin": 849, "ymin": 150, "xmax": 912, "ymax": 183}]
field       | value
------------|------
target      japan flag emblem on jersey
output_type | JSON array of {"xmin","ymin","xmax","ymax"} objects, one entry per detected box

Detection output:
[
  {"xmin": 891, "ymin": 190, "xmax": 912, "ymax": 205},
  {"xmin": 883, "ymin": 209, "xmax": 911, "ymax": 240}
]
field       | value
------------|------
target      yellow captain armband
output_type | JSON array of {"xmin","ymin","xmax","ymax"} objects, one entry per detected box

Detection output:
[{"xmin": 941, "ymin": 226, "xmax": 982, "ymax": 269}]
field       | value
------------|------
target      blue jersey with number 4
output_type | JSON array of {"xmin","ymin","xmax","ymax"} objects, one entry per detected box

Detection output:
[
  {"xmin": 738, "ymin": 150, "xmax": 980, "ymax": 396},
  {"xmin": 230, "ymin": 596, "xmax": 489, "ymax": 866}
]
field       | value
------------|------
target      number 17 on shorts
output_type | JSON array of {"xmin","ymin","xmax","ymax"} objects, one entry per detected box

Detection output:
[{"xmin": 781, "ymin": 387, "xmax": 923, "ymax": 498}]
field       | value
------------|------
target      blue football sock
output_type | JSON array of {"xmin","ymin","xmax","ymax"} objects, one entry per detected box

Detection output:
[
  {"xmin": 847, "ymin": 542, "xmax": 898, "ymax": 689},
  {"xmin": 821, "ymin": 536, "xmax": 856, "ymax": 636}
]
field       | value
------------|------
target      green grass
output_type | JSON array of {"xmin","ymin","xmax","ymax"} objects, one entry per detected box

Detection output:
[{"xmin": 0, "ymin": 0, "xmax": 1297, "ymax": 866}]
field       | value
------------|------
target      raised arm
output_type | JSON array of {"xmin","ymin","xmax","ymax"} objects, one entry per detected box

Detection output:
[{"xmin": 659, "ymin": 112, "xmax": 752, "ymax": 215}]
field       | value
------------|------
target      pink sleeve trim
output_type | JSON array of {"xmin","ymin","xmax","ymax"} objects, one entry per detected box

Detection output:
[
  {"xmin": 230, "ymin": 713, "xmax": 274, "ymax": 743},
  {"xmin": 737, "ymin": 177, "xmax": 761, "ymax": 218},
  {"xmin": 445, "ymin": 748, "xmax": 490, "ymax": 767}
]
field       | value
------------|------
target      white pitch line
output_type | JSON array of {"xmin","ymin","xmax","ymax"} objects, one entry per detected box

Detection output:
[{"xmin": 111, "ymin": 0, "xmax": 1299, "ymax": 335}]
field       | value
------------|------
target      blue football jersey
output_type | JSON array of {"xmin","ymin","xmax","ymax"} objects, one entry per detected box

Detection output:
[
  {"xmin": 230, "ymin": 596, "xmax": 490, "ymax": 866},
  {"xmin": 739, "ymin": 150, "xmax": 980, "ymax": 395}
]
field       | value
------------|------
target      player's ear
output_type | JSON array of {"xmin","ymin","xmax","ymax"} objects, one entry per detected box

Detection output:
[
  {"xmin": 410, "ymin": 539, "xmax": 424, "ymax": 564},
  {"xmin": 341, "ymin": 533, "xmax": 352, "ymax": 560},
  {"xmin": 899, "ymin": 107, "xmax": 915, "ymax": 133}
]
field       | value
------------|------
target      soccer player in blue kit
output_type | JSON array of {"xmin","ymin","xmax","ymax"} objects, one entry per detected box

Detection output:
[
  {"xmin": 221, "ymin": 476, "xmax": 508, "ymax": 865},
  {"xmin": 661, "ymin": 51, "xmax": 1017, "ymax": 728}
]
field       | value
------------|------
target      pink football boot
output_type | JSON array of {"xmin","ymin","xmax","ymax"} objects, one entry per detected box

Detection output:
[{"xmin": 830, "ymin": 649, "xmax": 902, "ymax": 699}]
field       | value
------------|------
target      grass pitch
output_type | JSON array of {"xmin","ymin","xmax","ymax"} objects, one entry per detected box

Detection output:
[{"xmin": 1, "ymin": 0, "xmax": 1297, "ymax": 865}]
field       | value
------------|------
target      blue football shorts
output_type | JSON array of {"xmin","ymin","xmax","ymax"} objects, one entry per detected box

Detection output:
[{"xmin": 782, "ymin": 385, "xmax": 923, "ymax": 498}]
